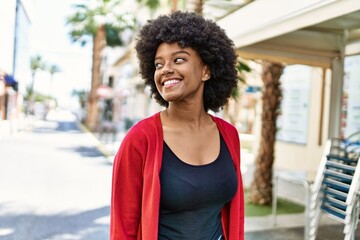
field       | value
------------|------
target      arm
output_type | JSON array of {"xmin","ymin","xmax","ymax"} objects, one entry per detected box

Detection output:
[
  {"xmin": 218, "ymin": 119, "xmax": 244, "ymax": 240},
  {"xmin": 110, "ymin": 129, "xmax": 146, "ymax": 240}
]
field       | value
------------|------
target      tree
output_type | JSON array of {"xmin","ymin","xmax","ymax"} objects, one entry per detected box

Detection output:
[
  {"xmin": 48, "ymin": 64, "xmax": 61, "ymax": 98},
  {"xmin": 190, "ymin": 0, "xmax": 250, "ymax": 101},
  {"xmin": 248, "ymin": 60, "xmax": 284, "ymax": 205},
  {"xmin": 67, "ymin": 0, "xmax": 136, "ymax": 130},
  {"xmin": 192, "ymin": 0, "xmax": 285, "ymax": 204},
  {"xmin": 194, "ymin": 0, "xmax": 204, "ymax": 15},
  {"xmin": 29, "ymin": 54, "xmax": 46, "ymax": 99},
  {"xmin": 223, "ymin": 60, "xmax": 251, "ymax": 125},
  {"xmin": 72, "ymin": 89, "xmax": 88, "ymax": 123},
  {"xmin": 136, "ymin": 0, "xmax": 160, "ymax": 15}
]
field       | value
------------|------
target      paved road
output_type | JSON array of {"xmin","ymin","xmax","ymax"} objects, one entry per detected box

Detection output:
[{"xmin": 0, "ymin": 110, "xmax": 113, "ymax": 240}]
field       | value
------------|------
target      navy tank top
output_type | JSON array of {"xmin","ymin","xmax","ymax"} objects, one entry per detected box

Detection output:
[{"xmin": 158, "ymin": 134, "xmax": 238, "ymax": 240}]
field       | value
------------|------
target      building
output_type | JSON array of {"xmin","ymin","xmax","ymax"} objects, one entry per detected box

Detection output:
[
  {"xmin": 100, "ymin": 0, "xmax": 360, "ymax": 175},
  {"xmin": 218, "ymin": 0, "xmax": 360, "ymax": 172},
  {"xmin": 0, "ymin": 0, "xmax": 33, "ymax": 131}
]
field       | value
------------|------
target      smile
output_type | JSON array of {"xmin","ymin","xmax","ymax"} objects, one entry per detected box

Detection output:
[{"xmin": 163, "ymin": 79, "xmax": 181, "ymax": 87}]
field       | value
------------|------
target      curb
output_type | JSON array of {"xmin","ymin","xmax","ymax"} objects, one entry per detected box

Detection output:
[{"xmin": 76, "ymin": 122, "xmax": 115, "ymax": 163}]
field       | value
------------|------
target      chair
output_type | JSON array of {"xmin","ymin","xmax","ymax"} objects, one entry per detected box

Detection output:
[{"xmin": 308, "ymin": 133, "xmax": 360, "ymax": 240}]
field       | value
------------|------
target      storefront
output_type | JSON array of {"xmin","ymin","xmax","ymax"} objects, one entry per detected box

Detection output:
[{"xmin": 218, "ymin": 0, "xmax": 360, "ymax": 171}]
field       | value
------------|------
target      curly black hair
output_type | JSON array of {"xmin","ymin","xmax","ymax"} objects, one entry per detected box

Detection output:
[{"xmin": 135, "ymin": 11, "xmax": 238, "ymax": 112}]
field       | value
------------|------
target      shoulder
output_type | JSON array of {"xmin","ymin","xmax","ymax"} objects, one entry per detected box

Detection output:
[
  {"xmin": 122, "ymin": 112, "xmax": 161, "ymax": 142},
  {"xmin": 211, "ymin": 115, "xmax": 240, "ymax": 143},
  {"xmin": 211, "ymin": 115, "xmax": 237, "ymax": 133}
]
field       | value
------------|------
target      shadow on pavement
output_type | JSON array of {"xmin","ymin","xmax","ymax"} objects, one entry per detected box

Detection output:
[
  {"xmin": 32, "ymin": 121, "xmax": 82, "ymax": 134},
  {"xmin": 68, "ymin": 146, "xmax": 104, "ymax": 158},
  {"xmin": 0, "ymin": 205, "xmax": 110, "ymax": 240}
]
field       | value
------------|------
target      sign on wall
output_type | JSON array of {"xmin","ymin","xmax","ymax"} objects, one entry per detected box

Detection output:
[
  {"xmin": 342, "ymin": 55, "xmax": 360, "ymax": 138},
  {"xmin": 276, "ymin": 65, "xmax": 312, "ymax": 144}
]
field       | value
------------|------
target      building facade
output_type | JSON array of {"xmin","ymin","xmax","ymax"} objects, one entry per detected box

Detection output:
[
  {"xmin": 99, "ymin": 0, "xmax": 360, "ymax": 175},
  {"xmin": 0, "ymin": 0, "xmax": 33, "ymax": 126},
  {"xmin": 218, "ymin": 0, "xmax": 360, "ymax": 172}
]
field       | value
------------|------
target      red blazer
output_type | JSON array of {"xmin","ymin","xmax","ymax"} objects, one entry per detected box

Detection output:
[{"xmin": 110, "ymin": 112, "xmax": 244, "ymax": 240}]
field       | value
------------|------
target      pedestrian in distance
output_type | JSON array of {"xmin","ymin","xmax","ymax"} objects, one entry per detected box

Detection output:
[{"xmin": 110, "ymin": 11, "xmax": 244, "ymax": 240}]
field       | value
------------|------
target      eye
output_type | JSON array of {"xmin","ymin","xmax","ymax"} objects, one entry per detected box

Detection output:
[
  {"xmin": 154, "ymin": 62, "xmax": 163, "ymax": 69},
  {"xmin": 174, "ymin": 57, "xmax": 185, "ymax": 64}
]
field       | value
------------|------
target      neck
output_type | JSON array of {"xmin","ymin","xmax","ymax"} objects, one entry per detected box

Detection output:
[{"xmin": 162, "ymin": 103, "xmax": 210, "ymax": 130}]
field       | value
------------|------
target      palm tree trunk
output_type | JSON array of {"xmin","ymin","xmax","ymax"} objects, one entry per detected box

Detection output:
[
  {"xmin": 86, "ymin": 25, "xmax": 106, "ymax": 130},
  {"xmin": 194, "ymin": 0, "xmax": 203, "ymax": 15},
  {"xmin": 248, "ymin": 60, "xmax": 284, "ymax": 205},
  {"xmin": 170, "ymin": 0, "xmax": 178, "ymax": 12}
]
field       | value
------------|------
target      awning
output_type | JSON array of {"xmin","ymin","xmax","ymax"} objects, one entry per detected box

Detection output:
[
  {"xmin": 218, "ymin": 0, "xmax": 360, "ymax": 67},
  {"xmin": 4, "ymin": 74, "xmax": 18, "ymax": 91},
  {"xmin": 4, "ymin": 74, "xmax": 17, "ymax": 85}
]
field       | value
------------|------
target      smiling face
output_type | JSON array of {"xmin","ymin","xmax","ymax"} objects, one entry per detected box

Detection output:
[{"xmin": 154, "ymin": 42, "xmax": 210, "ymax": 107}]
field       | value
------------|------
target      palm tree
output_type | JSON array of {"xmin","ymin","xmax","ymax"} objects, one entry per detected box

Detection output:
[
  {"xmin": 48, "ymin": 64, "xmax": 61, "ymax": 98},
  {"xmin": 29, "ymin": 54, "xmax": 46, "ymax": 99},
  {"xmin": 25, "ymin": 54, "xmax": 46, "ymax": 115},
  {"xmin": 72, "ymin": 89, "xmax": 88, "ymax": 123},
  {"xmin": 191, "ymin": 0, "xmax": 250, "ymax": 103},
  {"xmin": 192, "ymin": 0, "xmax": 285, "ymax": 205},
  {"xmin": 248, "ymin": 60, "xmax": 284, "ymax": 205},
  {"xmin": 67, "ymin": 0, "xmax": 136, "ymax": 130},
  {"xmin": 136, "ymin": 0, "xmax": 160, "ymax": 15},
  {"xmin": 186, "ymin": 0, "xmax": 251, "ymax": 123},
  {"xmin": 194, "ymin": 0, "xmax": 204, "ymax": 15},
  {"xmin": 223, "ymin": 60, "xmax": 251, "ymax": 125}
]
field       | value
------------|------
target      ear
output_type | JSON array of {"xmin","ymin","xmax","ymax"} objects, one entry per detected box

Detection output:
[{"xmin": 202, "ymin": 65, "xmax": 211, "ymax": 81}]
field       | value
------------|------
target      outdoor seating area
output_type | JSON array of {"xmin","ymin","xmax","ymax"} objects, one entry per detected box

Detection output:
[
  {"xmin": 308, "ymin": 131, "xmax": 360, "ymax": 240},
  {"xmin": 272, "ymin": 170, "xmax": 315, "ymax": 239}
]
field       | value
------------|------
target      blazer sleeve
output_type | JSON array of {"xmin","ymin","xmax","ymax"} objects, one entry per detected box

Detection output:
[
  {"xmin": 231, "ymin": 126, "xmax": 244, "ymax": 239},
  {"xmin": 110, "ymin": 127, "xmax": 147, "ymax": 240}
]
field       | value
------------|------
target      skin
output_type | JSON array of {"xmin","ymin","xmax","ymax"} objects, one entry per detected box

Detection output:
[{"xmin": 154, "ymin": 42, "xmax": 220, "ymax": 166}]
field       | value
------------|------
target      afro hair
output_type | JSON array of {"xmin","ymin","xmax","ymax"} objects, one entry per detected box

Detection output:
[{"xmin": 135, "ymin": 11, "xmax": 238, "ymax": 112}]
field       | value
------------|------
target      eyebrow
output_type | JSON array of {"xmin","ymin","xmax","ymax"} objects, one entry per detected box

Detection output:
[{"xmin": 155, "ymin": 50, "xmax": 191, "ymax": 61}]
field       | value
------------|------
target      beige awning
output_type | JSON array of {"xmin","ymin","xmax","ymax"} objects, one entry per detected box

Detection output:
[{"xmin": 218, "ymin": 0, "xmax": 360, "ymax": 67}]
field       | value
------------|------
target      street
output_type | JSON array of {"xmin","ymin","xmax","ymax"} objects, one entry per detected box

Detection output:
[{"xmin": 0, "ymin": 110, "xmax": 113, "ymax": 240}]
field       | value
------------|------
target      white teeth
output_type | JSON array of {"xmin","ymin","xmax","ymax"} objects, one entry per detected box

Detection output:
[{"xmin": 163, "ymin": 79, "xmax": 179, "ymax": 86}]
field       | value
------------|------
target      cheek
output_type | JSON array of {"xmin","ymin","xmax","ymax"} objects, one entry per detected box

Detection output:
[
  {"xmin": 154, "ymin": 72, "xmax": 161, "ymax": 85},
  {"xmin": 153, "ymin": 72, "xmax": 162, "ymax": 91}
]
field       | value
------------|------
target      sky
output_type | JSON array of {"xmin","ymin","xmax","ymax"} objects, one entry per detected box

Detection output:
[{"xmin": 30, "ymin": 0, "xmax": 92, "ymax": 109}]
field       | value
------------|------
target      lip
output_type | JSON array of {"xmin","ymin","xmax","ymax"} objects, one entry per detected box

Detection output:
[{"xmin": 161, "ymin": 78, "xmax": 182, "ymax": 86}]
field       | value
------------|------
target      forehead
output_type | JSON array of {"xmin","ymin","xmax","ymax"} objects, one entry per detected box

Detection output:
[{"xmin": 155, "ymin": 42, "xmax": 198, "ymax": 57}]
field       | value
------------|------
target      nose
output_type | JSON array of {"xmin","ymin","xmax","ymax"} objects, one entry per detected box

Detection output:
[{"xmin": 161, "ymin": 63, "xmax": 174, "ymax": 76}]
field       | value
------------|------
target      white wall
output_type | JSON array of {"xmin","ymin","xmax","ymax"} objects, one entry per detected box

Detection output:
[
  {"xmin": 0, "ymin": 1, "xmax": 17, "ymax": 73},
  {"xmin": 274, "ymin": 67, "xmax": 331, "ymax": 172}
]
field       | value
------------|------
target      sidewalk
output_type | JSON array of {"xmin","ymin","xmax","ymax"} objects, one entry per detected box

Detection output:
[
  {"xmin": 0, "ymin": 114, "xmax": 39, "ymax": 139},
  {"xmin": 0, "ymin": 111, "xmax": 112, "ymax": 240}
]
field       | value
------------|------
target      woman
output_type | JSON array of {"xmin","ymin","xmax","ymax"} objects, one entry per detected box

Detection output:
[{"xmin": 110, "ymin": 11, "xmax": 244, "ymax": 240}]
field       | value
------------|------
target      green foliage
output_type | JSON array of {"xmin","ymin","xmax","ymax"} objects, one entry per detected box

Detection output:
[
  {"xmin": 231, "ymin": 60, "xmax": 252, "ymax": 100},
  {"xmin": 137, "ymin": 0, "xmax": 160, "ymax": 10},
  {"xmin": 105, "ymin": 24, "xmax": 127, "ymax": 46},
  {"xmin": 72, "ymin": 89, "xmax": 88, "ymax": 108},
  {"xmin": 24, "ymin": 87, "xmax": 55, "ymax": 102},
  {"xmin": 30, "ymin": 54, "xmax": 46, "ymax": 73},
  {"xmin": 244, "ymin": 189, "xmax": 304, "ymax": 217},
  {"xmin": 236, "ymin": 60, "xmax": 251, "ymax": 84},
  {"xmin": 48, "ymin": 64, "xmax": 61, "ymax": 75},
  {"xmin": 66, "ymin": 0, "xmax": 137, "ymax": 47},
  {"xmin": 29, "ymin": 54, "xmax": 47, "ymax": 98}
]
